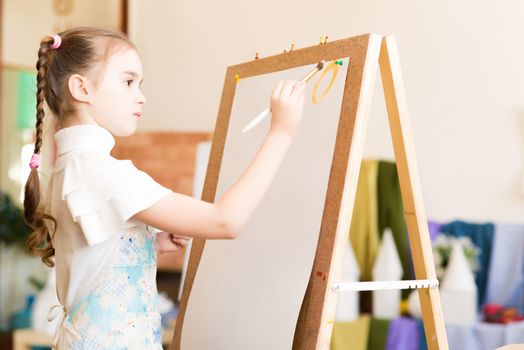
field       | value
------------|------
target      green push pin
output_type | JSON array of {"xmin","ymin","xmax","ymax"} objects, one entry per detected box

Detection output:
[{"xmin": 335, "ymin": 60, "xmax": 343, "ymax": 66}]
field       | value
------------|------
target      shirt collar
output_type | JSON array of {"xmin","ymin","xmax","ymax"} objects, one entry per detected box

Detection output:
[{"xmin": 54, "ymin": 124, "xmax": 115, "ymax": 156}]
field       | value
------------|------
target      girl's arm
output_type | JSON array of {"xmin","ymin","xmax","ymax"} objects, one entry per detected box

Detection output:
[{"xmin": 133, "ymin": 80, "xmax": 305, "ymax": 240}]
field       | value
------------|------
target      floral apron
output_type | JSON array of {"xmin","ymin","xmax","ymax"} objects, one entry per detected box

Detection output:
[{"xmin": 49, "ymin": 225, "xmax": 162, "ymax": 349}]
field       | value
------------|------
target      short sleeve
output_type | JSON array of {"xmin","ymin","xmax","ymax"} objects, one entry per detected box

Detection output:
[{"xmin": 60, "ymin": 152, "xmax": 171, "ymax": 246}]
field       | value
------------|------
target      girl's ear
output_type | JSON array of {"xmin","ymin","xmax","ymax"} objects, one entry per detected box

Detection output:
[{"xmin": 68, "ymin": 74, "xmax": 91, "ymax": 103}]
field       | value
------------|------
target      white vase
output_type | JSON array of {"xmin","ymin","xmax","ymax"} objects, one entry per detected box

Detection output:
[
  {"xmin": 335, "ymin": 243, "xmax": 360, "ymax": 322},
  {"xmin": 372, "ymin": 228, "xmax": 402, "ymax": 319},
  {"xmin": 440, "ymin": 241, "xmax": 477, "ymax": 326}
]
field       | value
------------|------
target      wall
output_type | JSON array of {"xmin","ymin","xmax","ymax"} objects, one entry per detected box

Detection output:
[
  {"xmin": 2, "ymin": 0, "xmax": 121, "ymax": 67},
  {"xmin": 1, "ymin": 0, "xmax": 124, "ymax": 200},
  {"xmin": 2, "ymin": 1, "xmax": 523, "ymax": 221},
  {"xmin": 132, "ymin": 0, "xmax": 524, "ymax": 222}
]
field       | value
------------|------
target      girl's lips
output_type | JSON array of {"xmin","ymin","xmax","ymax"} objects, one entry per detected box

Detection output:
[{"xmin": 133, "ymin": 112, "xmax": 142, "ymax": 119}]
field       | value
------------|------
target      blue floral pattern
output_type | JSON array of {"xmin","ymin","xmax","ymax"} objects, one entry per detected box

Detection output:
[{"xmin": 61, "ymin": 225, "xmax": 162, "ymax": 349}]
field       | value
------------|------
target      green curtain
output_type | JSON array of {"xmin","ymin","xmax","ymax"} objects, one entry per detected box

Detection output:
[
  {"xmin": 366, "ymin": 317, "xmax": 391, "ymax": 350},
  {"xmin": 16, "ymin": 70, "xmax": 37, "ymax": 130},
  {"xmin": 349, "ymin": 159, "xmax": 380, "ymax": 281},
  {"xmin": 331, "ymin": 315, "xmax": 371, "ymax": 350},
  {"xmin": 377, "ymin": 161, "xmax": 414, "ymax": 299}
]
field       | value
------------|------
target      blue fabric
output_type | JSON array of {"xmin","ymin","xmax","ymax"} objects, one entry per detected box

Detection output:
[
  {"xmin": 418, "ymin": 319, "xmax": 428, "ymax": 350},
  {"xmin": 417, "ymin": 319, "xmax": 524, "ymax": 349},
  {"xmin": 440, "ymin": 221, "xmax": 495, "ymax": 307},
  {"xmin": 385, "ymin": 317, "xmax": 419, "ymax": 350},
  {"xmin": 505, "ymin": 320, "xmax": 524, "ymax": 344},
  {"xmin": 486, "ymin": 224, "xmax": 524, "ymax": 313},
  {"xmin": 447, "ymin": 321, "xmax": 523, "ymax": 350},
  {"xmin": 446, "ymin": 324, "xmax": 477, "ymax": 349},
  {"xmin": 470, "ymin": 322, "xmax": 505, "ymax": 350}
]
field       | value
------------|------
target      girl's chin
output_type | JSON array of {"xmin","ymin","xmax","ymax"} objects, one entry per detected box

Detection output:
[{"xmin": 112, "ymin": 125, "xmax": 137, "ymax": 137}]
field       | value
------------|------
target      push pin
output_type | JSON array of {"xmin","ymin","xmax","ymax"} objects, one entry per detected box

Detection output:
[
  {"xmin": 320, "ymin": 36, "xmax": 329, "ymax": 45},
  {"xmin": 255, "ymin": 52, "xmax": 260, "ymax": 60},
  {"xmin": 234, "ymin": 74, "xmax": 241, "ymax": 83},
  {"xmin": 335, "ymin": 60, "xmax": 343, "ymax": 66}
]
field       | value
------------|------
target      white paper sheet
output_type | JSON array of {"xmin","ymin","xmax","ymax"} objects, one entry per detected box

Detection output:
[{"xmin": 181, "ymin": 58, "xmax": 350, "ymax": 350}]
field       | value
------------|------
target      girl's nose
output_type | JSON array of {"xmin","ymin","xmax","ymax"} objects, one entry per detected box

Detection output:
[{"xmin": 138, "ymin": 91, "xmax": 146, "ymax": 104}]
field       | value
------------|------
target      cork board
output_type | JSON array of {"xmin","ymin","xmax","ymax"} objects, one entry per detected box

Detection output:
[{"xmin": 172, "ymin": 33, "xmax": 381, "ymax": 349}]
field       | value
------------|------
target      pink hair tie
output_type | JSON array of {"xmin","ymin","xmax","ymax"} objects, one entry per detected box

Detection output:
[
  {"xmin": 50, "ymin": 34, "xmax": 62, "ymax": 49},
  {"xmin": 29, "ymin": 153, "xmax": 41, "ymax": 169}
]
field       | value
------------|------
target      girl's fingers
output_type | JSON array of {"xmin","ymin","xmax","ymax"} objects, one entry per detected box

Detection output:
[
  {"xmin": 168, "ymin": 233, "xmax": 190, "ymax": 240},
  {"xmin": 271, "ymin": 80, "xmax": 284, "ymax": 101},
  {"xmin": 175, "ymin": 239, "xmax": 189, "ymax": 247},
  {"xmin": 280, "ymin": 80, "xmax": 295, "ymax": 98},
  {"xmin": 291, "ymin": 81, "xmax": 306, "ymax": 97},
  {"xmin": 171, "ymin": 236, "xmax": 189, "ymax": 246}
]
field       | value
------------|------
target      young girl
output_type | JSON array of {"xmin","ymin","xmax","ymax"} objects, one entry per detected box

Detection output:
[{"xmin": 23, "ymin": 27, "xmax": 305, "ymax": 349}]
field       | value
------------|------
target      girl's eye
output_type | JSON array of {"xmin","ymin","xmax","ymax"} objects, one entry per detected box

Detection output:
[{"xmin": 125, "ymin": 80, "xmax": 133, "ymax": 86}]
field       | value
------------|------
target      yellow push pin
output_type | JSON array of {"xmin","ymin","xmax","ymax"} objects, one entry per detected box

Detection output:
[
  {"xmin": 234, "ymin": 74, "xmax": 240, "ymax": 83},
  {"xmin": 320, "ymin": 36, "xmax": 325, "ymax": 45}
]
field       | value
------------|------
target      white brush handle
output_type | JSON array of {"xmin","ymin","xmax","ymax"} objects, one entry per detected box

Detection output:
[{"xmin": 242, "ymin": 107, "xmax": 271, "ymax": 133}]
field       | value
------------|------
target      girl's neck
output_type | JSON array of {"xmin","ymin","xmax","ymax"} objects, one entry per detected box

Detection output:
[{"xmin": 59, "ymin": 114, "xmax": 99, "ymax": 130}]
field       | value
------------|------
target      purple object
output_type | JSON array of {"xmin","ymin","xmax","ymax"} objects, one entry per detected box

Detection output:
[
  {"xmin": 386, "ymin": 317, "xmax": 419, "ymax": 350},
  {"xmin": 427, "ymin": 221, "xmax": 442, "ymax": 242}
]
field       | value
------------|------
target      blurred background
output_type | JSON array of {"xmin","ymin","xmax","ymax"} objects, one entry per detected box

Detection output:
[{"xmin": 1, "ymin": 0, "xmax": 523, "ymax": 349}]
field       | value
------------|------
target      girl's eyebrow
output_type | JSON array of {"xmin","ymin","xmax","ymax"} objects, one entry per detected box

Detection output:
[{"xmin": 122, "ymin": 71, "xmax": 144, "ymax": 84}]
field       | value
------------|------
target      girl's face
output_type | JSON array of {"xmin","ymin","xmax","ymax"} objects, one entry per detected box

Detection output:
[{"xmin": 86, "ymin": 47, "xmax": 146, "ymax": 136}]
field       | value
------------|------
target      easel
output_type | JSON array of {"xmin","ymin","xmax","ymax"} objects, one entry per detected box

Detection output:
[{"xmin": 172, "ymin": 33, "xmax": 449, "ymax": 350}]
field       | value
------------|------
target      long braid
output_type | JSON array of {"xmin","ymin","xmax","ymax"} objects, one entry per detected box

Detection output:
[
  {"xmin": 23, "ymin": 27, "xmax": 133, "ymax": 266},
  {"xmin": 34, "ymin": 41, "xmax": 49, "ymax": 154},
  {"xmin": 24, "ymin": 36, "xmax": 57, "ymax": 267}
]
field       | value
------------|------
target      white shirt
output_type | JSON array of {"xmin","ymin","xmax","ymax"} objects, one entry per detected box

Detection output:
[{"xmin": 48, "ymin": 124, "xmax": 171, "ymax": 309}]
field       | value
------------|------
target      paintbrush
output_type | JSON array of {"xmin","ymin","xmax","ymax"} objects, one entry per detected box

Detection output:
[{"xmin": 241, "ymin": 61, "xmax": 325, "ymax": 133}]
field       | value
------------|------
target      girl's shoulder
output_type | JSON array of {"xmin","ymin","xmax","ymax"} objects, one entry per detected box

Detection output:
[
  {"xmin": 56, "ymin": 150, "xmax": 144, "ymax": 196},
  {"xmin": 56, "ymin": 150, "xmax": 170, "ymax": 246},
  {"xmin": 54, "ymin": 149, "xmax": 131, "ymax": 173}
]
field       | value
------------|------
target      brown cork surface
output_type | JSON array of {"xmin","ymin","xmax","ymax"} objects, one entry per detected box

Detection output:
[{"xmin": 172, "ymin": 33, "xmax": 382, "ymax": 349}]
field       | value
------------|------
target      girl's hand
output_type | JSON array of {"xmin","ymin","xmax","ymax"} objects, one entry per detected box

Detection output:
[
  {"xmin": 269, "ymin": 80, "xmax": 306, "ymax": 138},
  {"xmin": 155, "ymin": 231, "xmax": 191, "ymax": 255}
]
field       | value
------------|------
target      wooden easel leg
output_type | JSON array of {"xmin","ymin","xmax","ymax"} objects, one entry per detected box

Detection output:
[
  {"xmin": 293, "ymin": 33, "xmax": 385, "ymax": 350},
  {"xmin": 378, "ymin": 36, "xmax": 449, "ymax": 350}
]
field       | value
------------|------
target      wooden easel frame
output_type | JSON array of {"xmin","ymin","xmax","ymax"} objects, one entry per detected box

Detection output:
[{"xmin": 172, "ymin": 33, "xmax": 448, "ymax": 350}]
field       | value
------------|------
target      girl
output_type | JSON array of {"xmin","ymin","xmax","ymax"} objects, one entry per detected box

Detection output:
[{"xmin": 23, "ymin": 27, "xmax": 305, "ymax": 349}]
